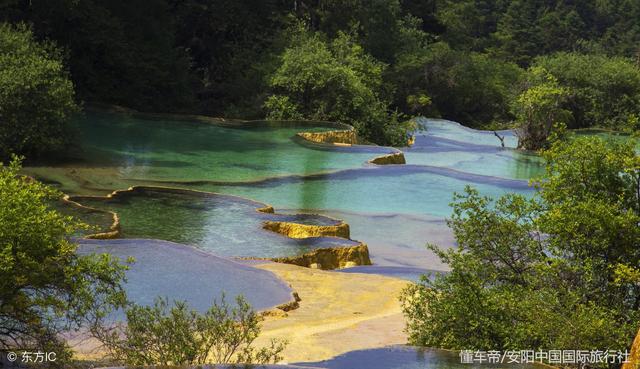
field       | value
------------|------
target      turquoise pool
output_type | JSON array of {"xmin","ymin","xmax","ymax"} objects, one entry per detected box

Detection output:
[{"xmin": 25, "ymin": 111, "xmax": 544, "ymax": 270}]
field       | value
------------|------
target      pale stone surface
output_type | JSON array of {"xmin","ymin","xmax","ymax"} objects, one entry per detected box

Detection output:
[
  {"xmin": 262, "ymin": 220, "xmax": 350, "ymax": 239},
  {"xmin": 297, "ymin": 130, "xmax": 359, "ymax": 145},
  {"xmin": 255, "ymin": 262, "xmax": 410, "ymax": 363},
  {"xmin": 69, "ymin": 260, "xmax": 409, "ymax": 365}
]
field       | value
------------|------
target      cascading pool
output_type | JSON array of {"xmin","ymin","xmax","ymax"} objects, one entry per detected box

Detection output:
[
  {"xmin": 24, "ymin": 111, "xmax": 393, "ymax": 195},
  {"xmin": 26, "ymin": 111, "xmax": 596, "ymax": 368},
  {"xmin": 73, "ymin": 187, "xmax": 360, "ymax": 259},
  {"xmin": 25, "ymin": 111, "xmax": 545, "ymax": 272}
]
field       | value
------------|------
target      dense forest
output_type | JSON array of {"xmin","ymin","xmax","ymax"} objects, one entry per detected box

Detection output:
[{"xmin": 1, "ymin": 0, "xmax": 639, "ymax": 152}]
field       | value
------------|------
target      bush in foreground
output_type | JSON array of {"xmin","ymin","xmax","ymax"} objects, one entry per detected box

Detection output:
[
  {"xmin": 92, "ymin": 295, "xmax": 286, "ymax": 367},
  {"xmin": 0, "ymin": 157, "xmax": 128, "ymax": 364},
  {"xmin": 400, "ymin": 136, "xmax": 640, "ymax": 360}
]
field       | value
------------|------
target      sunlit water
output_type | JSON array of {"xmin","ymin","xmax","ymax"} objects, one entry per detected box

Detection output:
[
  {"xmin": 25, "ymin": 112, "xmax": 545, "ymax": 271},
  {"xmin": 74, "ymin": 188, "xmax": 359, "ymax": 258},
  {"xmin": 25, "ymin": 112, "xmax": 623, "ymax": 367},
  {"xmin": 199, "ymin": 165, "xmax": 531, "ymax": 217},
  {"xmin": 25, "ymin": 112, "xmax": 393, "ymax": 194},
  {"xmin": 404, "ymin": 119, "xmax": 544, "ymax": 180}
]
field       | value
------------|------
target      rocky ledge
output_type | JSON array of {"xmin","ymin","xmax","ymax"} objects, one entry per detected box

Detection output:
[
  {"xmin": 262, "ymin": 220, "xmax": 350, "ymax": 239},
  {"xmin": 369, "ymin": 152, "xmax": 406, "ymax": 165},
  {"xmin": 296, "ymin": 130, "xmax": 359, "ymax": 145},
  {"xmin": 272, "ymin": 243, "xmax": 372, "ymax": 270}
]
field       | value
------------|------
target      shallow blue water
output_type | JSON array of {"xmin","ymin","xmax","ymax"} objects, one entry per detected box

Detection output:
[
  {"xmin": 201, "ymin": 165, "xmax": 532, "ymax": 218},
  {"xmin": 296, "ymin": 346, "xmax": 537, "ymax": 369},
  {"xmin": 28, "ymin": 113, "xmax": 543, "ymax": 270},
  {"xmin": 336, "ymin": 266, "xmax": 440, "ymax": 282},
  {"xmin": 404, "ymin": 119, "xmax": 544, "ymax": 180},
  {"xmin": 77, "ymin": 239, "xmax": 293, "ymax": 316}
]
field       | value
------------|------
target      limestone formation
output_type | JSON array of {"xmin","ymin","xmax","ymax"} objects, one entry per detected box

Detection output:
[
  {"xmin": 273, "ymin": 243, "xmax": 372, "ymax": 270},
  {"xmin": 296, "ymin": 130, "xmax": 359, "ymax": 145},
  {"xmin": 262, "ymin": 220, "xmax": 350, "ymax": 239},
  {"xmin": 369, "ymin": 152, "xmax": 406, "ymax": 165},
  {"xmin": 256, "ymin": 205, "xmax": 275, "ymax": 213}
]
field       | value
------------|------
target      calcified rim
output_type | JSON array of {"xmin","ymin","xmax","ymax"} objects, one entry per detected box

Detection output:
[
  {"xmin": 51, "ymin": 106, "xmax": 402, "ymax": 318},
  {"xmin": 262, "ymin": 220, "xmax": 350, "ymax": 239},
  {"xmin": 61, "ymin": 185, "xmax": 364, "ymax": 316},
  {"xmin": 85, "ymin": 103, "xmax": 409, "ymax": 165},
  {"xmin": 58, "ymin": 105, "xmax": 399, "ymax": 267},
  {"xmin": 63, "ymin": 185, "xmax": 371, "ymax": 269},
  {"xmin": 62, "ymin": 194, "xmax": 121, "ymax": 239}
]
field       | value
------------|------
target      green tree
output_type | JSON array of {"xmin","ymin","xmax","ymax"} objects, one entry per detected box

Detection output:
[
  {"xmin": 492, "ymin": 0, "xmax": 542, "ymax": 66},
  {"xmin": 265, "ymin": 28, "xmax": 414, "ymax": 146},
  {"xmin": 293, "ymin": 0, "xmax": 430, "ymax": 64},
  {"xmin": 400, "ymin": 136, "xmax": 640, "ymax": 358},
  {"xmin": 1, "ymin": 0, "xmax": 195, "ymax": 112},
  {"xmin": 512, "ymin": 66, "xmax": 570, "ymax": 150},
  {"xmin": 0, "ymin": 23, "xmax": 78, "ymax": 161},
  {"xmin": 93, "ymin": 295, "xmax": 286, "ymax": 367},
  {"xmin": 536, "ymin": 136, "xmax": 640, "ymax": 304},
  {"xmin": 169, "ymin": 0, "xmax": 290, "ymax": 117},
  {"xmin": 392, "ymin": 42, "xmax": 523, "ymax": 127},
  {"xmin": 596, "ymin": 0, "xmax": 640, "ymax": 58},
  {"xmin": 0, "ymin": 158, "xmax": 128, "ymax": 362},
  {"xmin": 435, "ymin": 0, "xmax": 506, "ymax": 52},
  {"xmin": 534, "ymin": 52, "xmax": 640, "ymax": 130}
]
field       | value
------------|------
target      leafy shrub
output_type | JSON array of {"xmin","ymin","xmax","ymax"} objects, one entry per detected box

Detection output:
[
  {"xmin": 534, "ymin": 52, "xmax": 640, "ymax": 131},
  {"xmin": 0, "ymin": 157, "xmax": 128, "ymax": 364},
  {"xmin": 400, "ymin": 137, "xmax": 640, "ymax": 359},
  {"xmin": 265, "ymin": 27, "xmax": 414, "ymax": 146},
  {"xmin": 93, "ymin": 295, "xmax": 286, "ymax": 367},
  {"xmin": 0, "ymin": 23, "xmax": 78, "ymax": 161},
  {"xmin": 511, "ymin": 66, "xmax": 571, "ymax": 150}
]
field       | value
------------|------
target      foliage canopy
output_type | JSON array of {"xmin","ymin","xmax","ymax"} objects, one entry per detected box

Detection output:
[
  {"xmin": 0, "ymin": 23, "xmax": 78, "ymax": 161},
  {"xmin": 400, "ymin": 136, "xmax": 640, "ymax": 355},
  {"xmin": 92, "ymin": 295, "xmax": 286, "ymax": 367},
  {"xmin": 0, "ymin": 157, "xmax": 128, "ymax": 361},
  {"xmin": 2, "ymin": 0, "xmax": 640, "ymax": 145},
  {"xmin": 265, "ymin": 28, "xmax": 414, "ymax": 146}
]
